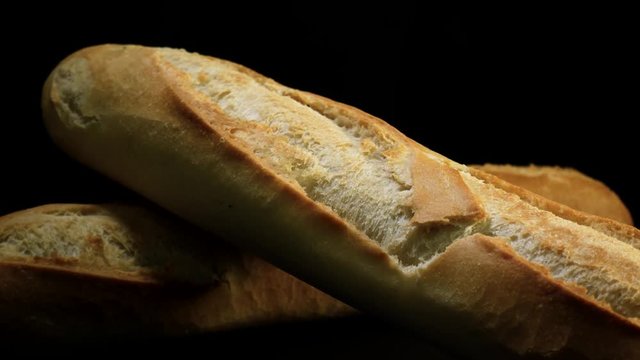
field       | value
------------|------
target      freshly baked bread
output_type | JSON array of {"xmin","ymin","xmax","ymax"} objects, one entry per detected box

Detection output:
[
  {"xmin": 0, "ymin": 203, "xmax": 349, "ymax": 337},
  {"xmin": 42, "ymin": 44, "xmax": 640, "ymax": 359},
  {"xmin": 472, "ymin": 164, "xmax": 633, "ymax": 225}
]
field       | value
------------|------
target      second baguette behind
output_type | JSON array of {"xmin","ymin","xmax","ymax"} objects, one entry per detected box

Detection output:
[
  {"xmin": 473, "ymin": 164, "xmax": 633, "ymax": 225},
  {"xmin": 0, "ymin": 203, "xmax": 350, "ymax": 337}
]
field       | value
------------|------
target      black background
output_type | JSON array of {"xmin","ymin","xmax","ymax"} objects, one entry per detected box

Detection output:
[
  {"xmin": 2, "ymin": 2, "xmax": 637, "ymax": 218},
  {"xmin": 1, "ymin": 1, "xmax": 636, "ymax": 357}
]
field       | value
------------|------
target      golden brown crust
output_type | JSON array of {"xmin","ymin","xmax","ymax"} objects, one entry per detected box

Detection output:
[
  {"xmin": 42, "ymin": 45, "xmax": 640, "ymax": 358},
  {"xmin": 472, "ymin": 164, "xmax": 633, "ymax": 225}
]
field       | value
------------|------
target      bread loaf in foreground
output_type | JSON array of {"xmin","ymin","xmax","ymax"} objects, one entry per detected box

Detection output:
[
  {"xmin": 0, "ymin": 166, "xmax": 628, "ymax": 337},
  {"xmin": 0, "ymin": 203, "xmax": 349, "ymax": 337},
  {"xmin": 472, "ymin": 164, "xmax": 633, "ymax": 225},
  {"xmin": 42, "ymin": 45, "xmax": 640, "ymax": 359}
]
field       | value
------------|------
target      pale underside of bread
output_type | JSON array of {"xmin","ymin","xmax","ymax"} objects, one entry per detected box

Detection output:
[
  {"xmin": 472, "ymin": 164, "xmax": 633, "ymax": 225},
  {"xmin": 0, "ymin": 204, "xmax": 350, "ymax": 337},
  {"xmin": 42, "ymin": 45, "xmax": 640, "ymax": 358}
]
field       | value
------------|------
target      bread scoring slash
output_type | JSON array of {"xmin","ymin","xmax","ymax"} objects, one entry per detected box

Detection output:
[{"xmin": 42, "ymin": 45, "xmax": 640, "ymax": 359}]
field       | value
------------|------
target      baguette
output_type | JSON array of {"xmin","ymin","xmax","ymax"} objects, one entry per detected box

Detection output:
[
  {"xmin": 42, "ymin": 44, "xmax": 640, "ymax": 359},
  {"xmin": 472, "ymin": 164, "xmax": 633, "ymax": 225},
  {"xmin": 0, "ymin": 165, "xmax": 627, "ymax": 337},
  {"xmin": 0, "ymin": 203, "xmax": 349, "ymax": 337}
]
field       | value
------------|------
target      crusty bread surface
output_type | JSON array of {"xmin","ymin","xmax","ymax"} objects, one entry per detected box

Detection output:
[
  {"xmin": 42, "ymin": 44, "xmax": 640, "ymax": 359},
  {"xmin": 472, "ymin": 164, "xmax": 633, "ymax": 225}
]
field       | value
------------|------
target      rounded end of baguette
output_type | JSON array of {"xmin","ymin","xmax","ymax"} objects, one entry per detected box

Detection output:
[{"xmin": 42, "ymin": 45, "xmax": 128, "ymax": 161}]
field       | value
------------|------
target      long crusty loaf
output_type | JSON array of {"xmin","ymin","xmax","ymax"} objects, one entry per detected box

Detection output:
[
  {"xmin": 0, "ymin": 203, "xmax": 349, "ymax": 337},
  {"xmin": 472, "ymin": 164, "xmax": 633, "ymax": 225},
  {"xmin": 42, "ymin": 45, "xmax": 640, "ymax": 359},
  {"xmin": 0, "ymin": 166, "xmax": 628, "ymax": 337}
]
